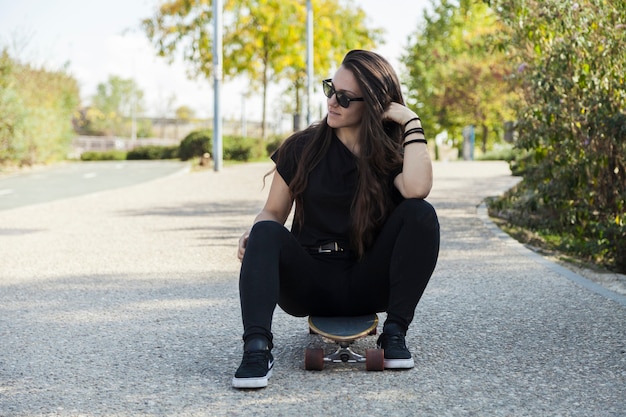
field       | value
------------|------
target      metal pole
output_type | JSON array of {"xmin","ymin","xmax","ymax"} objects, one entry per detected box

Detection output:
[
  {"xmin": 213, "ymin": 0, "xmax": 223, "ymax": 171},
  {"xmin": 241, "ymin": 93, "xmax": 247, "ymax": 138},
  {"xmin": 306, "ymin": 0, "xmax": 313, "ymax": 126}
]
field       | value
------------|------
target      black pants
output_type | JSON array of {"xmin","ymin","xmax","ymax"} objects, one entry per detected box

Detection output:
[{"xmin": 238, "ymin": 199, "xmax": 440, "ymax": 346}]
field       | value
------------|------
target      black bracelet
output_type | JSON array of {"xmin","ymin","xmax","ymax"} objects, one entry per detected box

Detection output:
[
  {"xmin": 403, "ymin": 127, "xmax": 425, "ymax": 140},
  {"xmin": 403, "ymin": 117, "xmax": 421, "ymax": 130},
  {"xmin": 403, "ymin": 138, "xmax": 427, "ymax": 148}
]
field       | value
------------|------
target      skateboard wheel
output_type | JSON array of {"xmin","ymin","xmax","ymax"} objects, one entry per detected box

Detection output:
[
  {"xmin": 304, "ymin": 348, "xmax": 324, "ymax": 371},
  {"xmin": 365, "ymin": 349, "xmax": 384, "ymax": 371}
]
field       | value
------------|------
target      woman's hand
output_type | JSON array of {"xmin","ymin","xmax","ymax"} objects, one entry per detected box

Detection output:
[
  {"xmin": 237, "ymin": 229, "xmax": 250, "ymax": 261},
  {"xmin": 383, "ymin": 102, "xmax": 419, "ymax": 127}
]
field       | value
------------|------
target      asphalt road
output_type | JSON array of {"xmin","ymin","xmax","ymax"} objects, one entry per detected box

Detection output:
[
  {"xmin": 0, "ymin": 160, "xmax": 190, "ymax": 211},
  {"xmin": 0, "ymin": 161, "xmax": 624, "ymax": 416}
]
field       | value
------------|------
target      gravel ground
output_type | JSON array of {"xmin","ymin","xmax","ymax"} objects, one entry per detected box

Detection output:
[{"xmin": 1, "ymin": 160, "xmax": 624, "ymax": 417}]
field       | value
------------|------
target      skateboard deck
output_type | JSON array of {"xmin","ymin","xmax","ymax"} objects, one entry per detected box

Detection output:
[
  {"xmin": 305, "ymin": 314, "xmax": 384, "ymax": 371},
  {"xmin": 308, "ymin": 314, "xmax": 378, "ymax": 342}
]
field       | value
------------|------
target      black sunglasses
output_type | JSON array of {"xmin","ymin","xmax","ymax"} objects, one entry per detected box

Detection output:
[{"xmin": 322, "ymin": 79, "xmax": 364, "ymax": 108}]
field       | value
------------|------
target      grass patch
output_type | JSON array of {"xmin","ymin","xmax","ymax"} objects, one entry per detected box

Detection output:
[{"xmin": 488, "ymin": 202, "xmax": 621, "ymax": 273}]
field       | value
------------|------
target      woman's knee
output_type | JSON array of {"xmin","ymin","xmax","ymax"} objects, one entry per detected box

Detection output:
[
  {"xmin": 250, "ymin": 220, "xmax": 288, "ymax": 239},
  {"xmin": 246, "ymin": 221, "xmax": 290, "ymax": 251},
  {"xmin": 396, "ymin": 199, "xmax": 439, "ymax": 227}
]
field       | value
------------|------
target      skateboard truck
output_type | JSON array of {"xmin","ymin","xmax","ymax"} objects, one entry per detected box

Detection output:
[
  {"xmin": 325, "ymin": 341, "xmax": 366, "ymax": 363},
  {"xmin": 305, "ymin": 314, "xmax": 384, "ymax": 371}
]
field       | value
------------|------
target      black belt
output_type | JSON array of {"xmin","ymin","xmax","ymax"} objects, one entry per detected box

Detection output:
[{"xmin": 306, "ymin": 242, "xmax": 345, "ymax": 253}]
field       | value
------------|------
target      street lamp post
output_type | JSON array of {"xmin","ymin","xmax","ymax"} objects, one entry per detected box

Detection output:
[
  {"xmin": 306, "ymin": 0, "xmax": 313, "ymax": 126},
  {"xmin": 213, "ymin": 0, "xmax": 223, "ymax": 172}
]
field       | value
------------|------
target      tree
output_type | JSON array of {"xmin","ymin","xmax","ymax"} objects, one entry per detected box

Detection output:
[
  {"xmin": 142, "ymin": 0, "xmax": 381, "ymax": 137},
  {"xmin": 175, "ymin": 105, "xmax": 196, "ymax": 121},
  {"xmin": 174, "ymin": 105, "xmax": 196, "ymax": 139},
  {"xmin": 0, "ymin": 49, "xmax": 79, "ymax": 165},
  {"xmin": 402, "ymin": 0, "xmax": 517, "ymax": 153},
  {"xmin": 278, "ymin": 0, "xmax": 381, "ymax": 125},
  {"xmin": 89, "ymin": 75, "xmax": 146, "ymax": 137},
  {"xmin": 487, "ymin": 0, "xmax": 626, "ymax": 271},
  {"xmin": 0, "ymin": 50, "xmax": 27, "ymax": 164}
]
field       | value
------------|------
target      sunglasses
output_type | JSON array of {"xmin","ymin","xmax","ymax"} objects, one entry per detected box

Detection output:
[{"xmin": 322, "ymin": 79, "xmax": 364, "ymax": 108}]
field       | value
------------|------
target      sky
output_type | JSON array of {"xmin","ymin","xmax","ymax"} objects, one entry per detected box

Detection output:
[{"xmin": 0, "ymin": 0, "xmax": 431, "ymax": 123}]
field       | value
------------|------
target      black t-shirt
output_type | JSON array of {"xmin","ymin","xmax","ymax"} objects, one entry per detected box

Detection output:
[{"xmin": 272, "ymin": 133, "xmax": 401, "ymax": 248}]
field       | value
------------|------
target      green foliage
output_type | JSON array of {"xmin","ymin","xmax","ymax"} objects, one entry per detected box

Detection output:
[
  {"xmin": 178, "ymin": 129, "xmax": 212, "ymax": 161},
  {"xmin": 142, "ymin": 0, "xmax": 381, "ymax": 137},
  {"xmin": 265, "ymin": 135, "xmax": 283, "ymax": 156},
  {"xmin": 84, "ymin": 75, "xmax": 147, "ymax": 137},
  {"xmin": 77, "ymin": 134, "xmax": 273, "ymax": 163},
  {"xmin": 475, "ymin": 142, "xmax": 517, "ymax": 161},
  {"xmin": 222, "ymin": 135, "xmax": 269, "ymax": 161},
  {"xmin": 135, "ymin": 119, "xmax": 155, "ymax": 138},
  {"xmin": 175, "ymin": 105, "xmax": 196, "ymax": 121},
  {"xmin": 127, "ymin": 145, "xmax": 179, "ymax": 160},
  {"xmin": 487, "ymin": 0, "xmax": 626, "ymax": 272},
  {"xmin": 0, "ymin": 49, "xmax": 80, "ymax": 166},
  {"xmin": 0, "ymin": 51, "xmax": 26, "ymax": 164},
  {"xmin": 403, "ymin": 0, "xmax": 518, "ymax": 153},
  {"xmin": 222, "ymin": 136, "xmax": 250, "ymax": 161},
  {"xmin": 80, "ymin": 150, "xmax": 127, "ymax": 161}
]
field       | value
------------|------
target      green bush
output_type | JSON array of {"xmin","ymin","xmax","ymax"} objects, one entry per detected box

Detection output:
[
  {"xmin": 488, "ymin": 0, "xmax": 626, "ymax": 273},
  {"xmin": 179, "ymin": 129, "xmax": 212, "ymax": 161},
  {"xmin": 223, "ymin": 136, "xmax": 255, "ymax": 161},
  {"xmin": 127, "ymin": 145, "xmax": 178, "ymax": 160},
  {"xmin": 476, "ymin": 143, "xmax": 517, "ymax": 161},
  {"xmin": 265, "ymin": 135, "xmax": 283, "ymax": 157},
  {"xmin": 1, "ymin": 49, "xmax": 80, "ymax": 166},
  {"xmin": 80, "ymin": 150, "xmax": 127, "ymax": 161}
]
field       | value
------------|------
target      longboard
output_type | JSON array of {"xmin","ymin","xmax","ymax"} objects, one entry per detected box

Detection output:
[{"xmin": 305, "ymin": 314, "xmax": 384, "ymax": 371}]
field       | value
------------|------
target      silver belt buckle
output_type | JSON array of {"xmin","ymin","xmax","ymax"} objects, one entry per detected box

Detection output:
[{"xmin": 318, "ymin": 242, "xmax": 341, "ymax": 253}]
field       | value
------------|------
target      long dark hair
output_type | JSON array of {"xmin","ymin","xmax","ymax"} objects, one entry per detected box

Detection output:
[{"xmin": 273, "ymin": 50, "xmax": 405, "ymax": 257}]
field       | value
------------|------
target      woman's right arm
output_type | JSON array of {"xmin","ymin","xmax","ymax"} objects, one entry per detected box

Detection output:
[{"xmin": 237, "ymin": 170, "xmax": 294, "ymax": 261}]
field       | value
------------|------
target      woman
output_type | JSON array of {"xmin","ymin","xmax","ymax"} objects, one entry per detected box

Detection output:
[{"xmin": 233, "ymin": 50, "xmax": 440, "ymax": 389}]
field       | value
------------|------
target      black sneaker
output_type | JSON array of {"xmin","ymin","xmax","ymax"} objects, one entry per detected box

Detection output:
[
  {"xmin": 232, "ymin": 349, "xmax": 274, "ymax": 389},
  {"xmin": 377, "ymin": 333, "xmax": 415, "ymax": 369}
]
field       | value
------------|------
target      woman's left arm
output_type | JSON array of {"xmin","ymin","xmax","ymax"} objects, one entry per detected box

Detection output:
[{"xmin": 384, "ymin": 102, "xmax": 433, "ymax": 199}]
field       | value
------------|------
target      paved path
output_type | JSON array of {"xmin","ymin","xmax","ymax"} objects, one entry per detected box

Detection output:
[
  {"xmin": 0, "ymin": 161, "xmax": 624, "ymax": 416},
  {"xmin": 0, "ymin": 160, "xmax": 189, "ymax": 211}
]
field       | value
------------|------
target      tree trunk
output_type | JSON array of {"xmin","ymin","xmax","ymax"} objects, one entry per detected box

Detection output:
[{"xmin": 481, "ymin": 124, "xmax": 488, "ymax": 153}]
